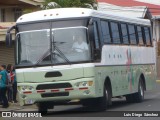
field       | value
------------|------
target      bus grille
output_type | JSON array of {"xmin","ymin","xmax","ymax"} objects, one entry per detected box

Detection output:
[
  {"xmin": 41, "ymin": 92, "xmax": 69, "ymax": 98},
  {"xmin": 36, "ymin": 83, "xmax": 72, "ymax": 90}
]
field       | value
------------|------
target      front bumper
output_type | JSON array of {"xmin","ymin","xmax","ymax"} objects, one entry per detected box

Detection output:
[{"xmin": 18, "ymin": 78, "xmax": 97, "ymax": 106}]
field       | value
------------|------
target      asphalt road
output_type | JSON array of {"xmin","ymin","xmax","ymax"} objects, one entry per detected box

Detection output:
[
  {"xmin": 2, "ymin": 82, "xmax": 160, "ymax": 120},
  {"xmin": 43, "ymin": 82, "xmax": 160, "ymax": 117}
]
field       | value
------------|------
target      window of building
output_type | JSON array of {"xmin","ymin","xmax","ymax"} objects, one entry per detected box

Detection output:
[
  {"xmin": 1, "ymin": 9, "xmax": 5, "ymax": 22},
  {"xmin": 14, "ymin": 8, "xmax": 22, "ymax": 21}
]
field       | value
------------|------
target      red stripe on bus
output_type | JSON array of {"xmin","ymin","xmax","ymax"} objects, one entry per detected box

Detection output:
[
  {"xmin": 51, "ymin": 89, "xmax": 59, "ymax": 92},
  {"xmin": 23, "ymin": 91, "xmax": 32, "ymax": 94},
  {"xmin": 79, "ymin": 87, "xmax": 88, "ymax": 90},
  {"xmin": 37, "ymin": 90, "xmax": 45, "ymax": 93},
  {"xmin": 65, "ymin": 88, "xmax": 74, "ymax": 91}
]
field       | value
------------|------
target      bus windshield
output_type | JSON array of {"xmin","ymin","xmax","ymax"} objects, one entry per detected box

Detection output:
[{"xmin": 16, "ymin": 26, "xmax": 91, "ymax": 66}]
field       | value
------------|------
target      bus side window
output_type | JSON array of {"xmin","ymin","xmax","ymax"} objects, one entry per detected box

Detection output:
[
  {"xmin": 120, "ymin": 23, "xmax": 129, "ymax": 44},
  {"xmin": 100, "ymin": 21, "xmax": 112, "ymax": 44},
  {"xmin": 93, "ymin": 22, "xmax": 100, "ymax": 49},
  {"xmin": 110, "ymin": 22, "xmax": 121, "ymax": 44},
  {"xmin": 143, "ymin": 27, "xmax": 152, "ymax": 46},
  {"xmin": 128, "ymin": 25, "xmax": 137, "ymax": 45},
  {"xmin": 137, "ymin": 26, "xmax": 144, "ymax": 46},
  {"xmin": 149, "ymin": 27, "xmax": 152, "ymax": 46},
  {"xmin": 93, "ymin": 21, "xmax": 101, "ymax": 61}
]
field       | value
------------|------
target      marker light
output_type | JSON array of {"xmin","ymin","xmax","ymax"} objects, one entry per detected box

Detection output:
[
  {"xmin": 18, "ymin": 85, "xmax": 34, "ymax": 91},
  {"xmin": 75, "ymin": 81, "xmax": 93, "ymax": 87}
]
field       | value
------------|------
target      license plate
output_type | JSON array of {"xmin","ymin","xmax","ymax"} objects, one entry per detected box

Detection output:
[{"xmin": 25, "ymin": 99, "xmax": 34, "ymax": 104}]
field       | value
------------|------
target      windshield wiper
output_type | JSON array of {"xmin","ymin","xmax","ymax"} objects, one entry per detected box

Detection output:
[
  {"xmin": 35, "ymin": 45, "xmax": 71, "ymax": 66},
  {"xmin": 54, "ymin": 45, "xmax": 71, "ymax": 65},
  {"xmin": 51, "ymin": 40, "xmax": 71, "ymax": 65},
  {"xmin": 35, "ymin": 49, "xmax": 51, "ymax": 66}
]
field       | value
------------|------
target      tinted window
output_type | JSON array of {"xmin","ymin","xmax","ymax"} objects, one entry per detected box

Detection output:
[
  {"xmin": 128, "ymin": 25, "xmax": 137, "ymax": 45},
  {"xmin": 144, "ymin": 27, "xmax": 151, "ymax": 46},
  {"xmin": 121, "ymin": 24, "xmax": 129, "ymax": 44},
  {"xmin": 93, "ymin": 22, "xmax": 100, "ymax": 49},
  {"xmin": 137, "ymin": 26, "xmax": 144, "ymax": 45},
  {"xmin": 110, "ymin": 22, "xmax": 121, "ymax": 44},
  {"xmin": 101, "ymin": 21, "xmax": 111, "ymax": 43},
  {"xmin": 18, "ymin": 22, "xmax": 49, "ymax": 32}
]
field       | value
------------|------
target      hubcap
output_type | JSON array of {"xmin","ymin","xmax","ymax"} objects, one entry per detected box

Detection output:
[
  {"xmin": 140, "ymin": 84, "xmax": 144, "ymax": 97},
  {"xmin": 106, "ymin": 89, "xmax": 108, "ymax": 99}
]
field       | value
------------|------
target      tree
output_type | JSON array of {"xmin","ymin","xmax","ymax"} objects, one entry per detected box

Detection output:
[{"xmin": 42, "ymin": 0, "xmax": 97, "ymax": 10}]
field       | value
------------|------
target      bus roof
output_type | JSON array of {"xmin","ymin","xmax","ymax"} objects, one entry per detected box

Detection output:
[{"xmin": 17, "ymin": 8, "xmax": 151, "ymax": 26}]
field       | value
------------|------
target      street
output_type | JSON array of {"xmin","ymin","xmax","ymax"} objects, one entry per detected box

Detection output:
[
  {"xmin": 1, "ymin": 82, "xmax": 160, "ymax": 119},
  {"xmin": 41, "ymin": 82, "xmax": 160, "ymax": 117}
]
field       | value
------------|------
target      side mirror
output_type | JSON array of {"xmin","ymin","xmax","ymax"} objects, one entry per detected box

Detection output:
[
  {"xmin": 6, "ymin": 25, "xmax": 16, "ymax": 47},
  {"xmin": 6, "ymin": 32, "xmax": 12, "ymax": 47}
]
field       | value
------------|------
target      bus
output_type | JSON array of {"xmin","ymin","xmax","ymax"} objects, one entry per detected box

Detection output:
[{"xmin": 6, "ymin": 8, "xmax": 156, "ymax": 113}]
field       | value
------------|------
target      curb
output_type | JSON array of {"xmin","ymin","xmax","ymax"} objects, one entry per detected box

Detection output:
[{"xmin": 156, "ymin": 80, "xmax": 160, "ymax": 83}]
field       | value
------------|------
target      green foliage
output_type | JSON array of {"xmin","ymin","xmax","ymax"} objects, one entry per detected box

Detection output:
[
  {"xmin": 42, "ymin": 0, "xmax": 97, "ymax": 10},
  {"xmin": 23, "ymin": 9, "xmax": 34, "ymax": 14}
]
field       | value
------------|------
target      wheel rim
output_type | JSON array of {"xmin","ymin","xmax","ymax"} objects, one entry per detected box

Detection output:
[
  {"xmin": 140, "ymin": 84, "xmax": 144, "ymax": 97},
  {"xmin": 105, "ymin": 88, "xmax": 109, "ymax": 99}
]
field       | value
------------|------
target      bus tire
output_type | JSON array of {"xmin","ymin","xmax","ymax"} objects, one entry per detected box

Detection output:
[
  {"xmin": 133, "ymin": 78, "xmax": 144, "ymax": 103},
  {"xmin": 126, "ymin": 94, "xmax": 134, "ymax": 103},
  {"xmin": 99, "ymin": 86, "xmax": 109, "ymax": 111},
  {"xmin": 37, "ymin": 102, "xmax": 48, "ymax": 115},
  {"xmin": 81, "ymin": 85, "xmax": 108, "ymax": 111}
]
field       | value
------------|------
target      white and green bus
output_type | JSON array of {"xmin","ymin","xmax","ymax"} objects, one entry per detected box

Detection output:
[{"xmin": 6, "ymin": 8, "xmax": 156, "ymax": 113}]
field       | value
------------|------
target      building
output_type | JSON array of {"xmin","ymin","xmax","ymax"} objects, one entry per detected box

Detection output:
[{"xmin": 0, "ymin": 0, "xmax": 42, "ymax": 65}]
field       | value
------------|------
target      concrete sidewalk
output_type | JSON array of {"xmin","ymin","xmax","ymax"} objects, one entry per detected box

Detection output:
[
  {"xmin": 0, "ymin": 102, "xmax": 37, "ymax": 112},
  {"xmin": 156, "ymin": 80, "xmax": 160, "ymax": 83}
]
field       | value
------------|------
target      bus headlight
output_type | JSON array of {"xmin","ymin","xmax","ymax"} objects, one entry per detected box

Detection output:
[
  {"xmin": 74, "ymin": 81, "xmax": 93, "ymax": 87},
  {"xmin": 28, "ymin": 86, "xmax": 34, "ymax": 90},
  {"xmin": 22, "ymin": 86, "xmax": 27, "ymax": 91},
  {"xmin": 18, "ymin": 86, "xmax": 34, "ymax": 91}
]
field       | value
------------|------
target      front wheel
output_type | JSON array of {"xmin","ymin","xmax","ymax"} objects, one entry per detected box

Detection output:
[
  {"xmin": 37, "ymin": 103, "xmax": 48, "ymax": 115},
  {"xmin": 100, "ymin": 85, "xmax": 109, "ymax": 110},
  {"xmin": 81, "ymin": 85, "xmax": 109, "ymax": 111},
  {"xmin": 126, "ymin": 78, "xmax": 144, "ymax": 103}
]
